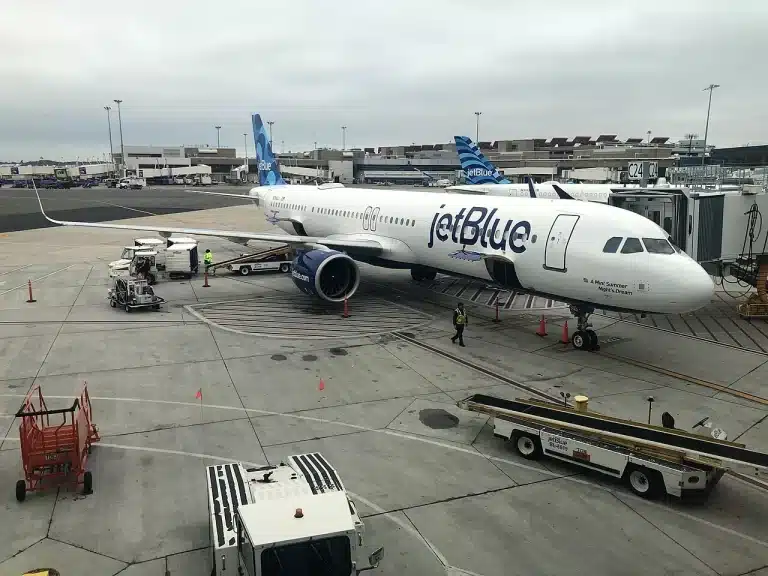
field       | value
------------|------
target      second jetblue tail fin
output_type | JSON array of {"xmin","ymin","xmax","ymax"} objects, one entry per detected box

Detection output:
[
  {"xmin": 454, "ymin": 136, "xmax": 511, "ymax": 185},
  {"xmin": 252, "ymin": 114, "xmax": 286, "ymax": 186}
]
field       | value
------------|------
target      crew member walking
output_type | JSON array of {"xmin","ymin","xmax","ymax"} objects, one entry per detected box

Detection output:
[
  {"xmin": 451, "ymin": 302, "xmax": 467, "ymax": 347},
  {"xmin": 204, "ymin": 249, "xmax": 213, "ymax": 271}
]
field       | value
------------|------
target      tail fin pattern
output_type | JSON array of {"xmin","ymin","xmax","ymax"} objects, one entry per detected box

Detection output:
[
  {"xmin": 454, "ymin": 136, "xmax": 511, "ymax": 185},
  {"xmin": 252, "ymin": 113, "xmax": 286, "ymax": 187}
]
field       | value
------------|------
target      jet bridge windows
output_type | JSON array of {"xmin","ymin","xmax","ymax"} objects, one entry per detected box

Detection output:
[
  {"xmin": 642, "ymin": 238, "xmax": 675, "ymax": 255},
  {"xmin": 620, "ymin": 237, "xmax": 644, "ymax": 254}
]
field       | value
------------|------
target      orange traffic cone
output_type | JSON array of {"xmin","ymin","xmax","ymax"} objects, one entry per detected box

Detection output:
[
  {"xmin": 536, "ymin": 316, "xmax": 547, "ymax": 337},
  {"xmin": 561, "ymin": 320, "xmax": 570, "ymax": 344}
]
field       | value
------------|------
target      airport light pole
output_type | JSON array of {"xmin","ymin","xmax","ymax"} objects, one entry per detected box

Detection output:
[
  {"xmin": 104, "ymin": 106, "xmax": 114, "ymax": 166},
  {"xmin": 646, "ymin": 130, "xmax": 652, "ymax": 144},
  {"xmin": 243, "ymin": 132, "xmax": 248, "ymax": 165},
  {"xmin": 113, "ymin": 99, "xmax": 125, "ymax": 174},
  {"xmin": 474, "ymin": 112, "xmax": 481, "ymax": 142},
  {"xmin": 267, "ymin": 121, "xmax": 275, "ymax": 149},
  {"xmin": 341, "ymin": 126, "xmax": 347, "ymax": 150},
  {"xmin": 702, "ymin": 83, "xmax": 720, "ymax": 166},
  {"xmin": 215, "ymin": 125, "xmax": 221, "ymax": 148}
]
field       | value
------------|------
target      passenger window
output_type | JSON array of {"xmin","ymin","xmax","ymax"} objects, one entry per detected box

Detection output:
[
  {"xmin": 405, "ymin": 219, "xmax": 410, "ymax": 226},
  {"xmin": 621, "ymin": 237, "xmax": 644, "ymax": 254},
  {"xmin": 411, "ymin": 220, "xmax": 415, "ymax": 226},
  {"xmin": 602, "ymin": 237, "xmax": 622, "ymax": 253},
  {"xmin": 643, "ymin": 238, "xmax": 675, "ymax": 254}
]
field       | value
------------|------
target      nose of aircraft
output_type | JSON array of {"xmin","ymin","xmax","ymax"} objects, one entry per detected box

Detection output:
[{"xmin": 684, "ymin": 260, "xmax": 715, "ymax": 312}]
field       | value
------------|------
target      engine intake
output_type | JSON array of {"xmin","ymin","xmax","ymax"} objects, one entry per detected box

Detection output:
[{"xmin": 291, "ymin": 249, "xmax": 360, "ymax": 302}]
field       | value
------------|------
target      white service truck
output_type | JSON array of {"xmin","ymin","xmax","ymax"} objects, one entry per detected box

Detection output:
[
  {"xmin": 206, "ymin": 453, "xmax": 383, "ymax": 576},
  {"xmin": 108, "ymin": 237, "xmax": 199, "ymax": 283},
  {"xmin": 228, "ymin": 251, "xmax": 292, "ymax": 276},
  {"xmin": 117, "ymin": 177, "xmax": 146, "ymax": 190}
]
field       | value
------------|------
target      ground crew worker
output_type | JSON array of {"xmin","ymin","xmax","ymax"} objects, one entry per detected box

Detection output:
[
  {"xmin": 204, "ymin": 249, "xmax": 213, "ymax": 270},
  {"xmin": 451, "ymin": 302, "xmax": 467, "ymax": 346}
]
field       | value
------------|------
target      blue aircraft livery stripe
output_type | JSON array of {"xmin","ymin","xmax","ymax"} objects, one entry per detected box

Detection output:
[
  {"xmin": 252, "ymin": 114, "xmax": 286, "ymax": 187},
  {"xmin": 454, "ymin": 136, "xmax": 511, "ymax": 185},
  {"xmin": 428, "ymin": 203, "xmax": 530, "ymax": 254}
]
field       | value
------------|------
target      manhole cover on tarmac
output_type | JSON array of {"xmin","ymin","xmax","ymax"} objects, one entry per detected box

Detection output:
[{"xmin": 186, "ymin": 295, "xmax": 433, "ymax": 339}]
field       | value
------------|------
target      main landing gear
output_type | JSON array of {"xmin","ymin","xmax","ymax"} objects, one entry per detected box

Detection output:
[
  {"xmin": 411, "ymin": 266, "xmax": 437, "ymax": 282},
  {"xmin": 569, "ymin": 305, "xmax": 599, "ymax": 351}
]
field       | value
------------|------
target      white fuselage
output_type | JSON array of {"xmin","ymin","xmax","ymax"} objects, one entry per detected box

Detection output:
[
  {"xmin": 446, "ymin": 182, "xmax": 643, "ymax": 203},
  {"xmin": 251, "ymin": 184, "xmax": 713, "ymax": 315}
]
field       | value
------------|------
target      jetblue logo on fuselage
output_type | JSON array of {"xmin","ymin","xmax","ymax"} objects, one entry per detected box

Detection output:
[
  {"xmin": 466, "ymin": 168, "xmax": 493, "ymax": 177},
  {"xmin": 428, "ymin": 204, "xmax": 531, "ymax": 254},
  {"xmin": 258, "ymin": 160, "xmax": 272, "ymax": 171}
]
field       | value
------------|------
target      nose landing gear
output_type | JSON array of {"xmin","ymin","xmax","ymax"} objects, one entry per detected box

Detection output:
[{"xmin": 569, "ymin": 305, "xmax": 599, "ymax": 351}]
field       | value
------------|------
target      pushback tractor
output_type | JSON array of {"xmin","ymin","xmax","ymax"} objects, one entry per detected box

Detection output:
[
  {"xmin": 457, "ymin": 394, "xmax": 768, "ymax": 499},
  {"xmin": 206, "ymin": 453, "xmax": 383, "ymax": 576}
]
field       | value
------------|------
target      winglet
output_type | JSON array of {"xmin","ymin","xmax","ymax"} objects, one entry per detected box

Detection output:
[
  {"xmin": 551, "ymin": 183, "xmax": 576, "ymax": 200},
  {"xmin": 527, "ymin": 177, "xmax": 537, "ymax": 198},
  {"xmin": 32, "ymin": 179, "xmax": 63, "ymax": 225}
]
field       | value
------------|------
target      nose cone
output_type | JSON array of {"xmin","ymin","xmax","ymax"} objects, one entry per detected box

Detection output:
[{"xmin": 683, "ymin": 261, "xmax": 715, "ymax": 312}]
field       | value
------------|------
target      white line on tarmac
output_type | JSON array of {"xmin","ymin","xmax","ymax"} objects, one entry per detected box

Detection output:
[
  {"xmin": 0, "ymin": 263, "xmax": 80, "ymax": 296},
  {"xmin": 1, "ymin": 392, "xmax": 766, "ymax": 550}
]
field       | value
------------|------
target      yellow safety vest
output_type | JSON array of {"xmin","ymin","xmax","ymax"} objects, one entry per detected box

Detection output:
[
  {"xmin": 455, "ymin": 312, "xmax": 465, "ymax": 325},
  {"xmin": 204, "ymin": 252, "xmax": 213, "ymax": 264}
]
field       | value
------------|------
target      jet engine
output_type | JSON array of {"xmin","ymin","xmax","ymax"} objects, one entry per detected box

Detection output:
[{"xmin": 290, "ymin": 249, "xmax": 360, "ymax": 302}]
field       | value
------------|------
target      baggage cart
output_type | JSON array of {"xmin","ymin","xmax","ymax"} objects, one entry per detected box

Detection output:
[{"xmin": 15, "ymin": 382, "xmax": 101, "ymax": 502}]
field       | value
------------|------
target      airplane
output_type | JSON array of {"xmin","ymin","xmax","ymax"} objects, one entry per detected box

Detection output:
[
  {"xmin": 450, "ymin": 135, "xmax": 641, "ymax": 203},
  {"xmin": 32, "ymin": 113, "xmax": 714, "ymax": 351}
]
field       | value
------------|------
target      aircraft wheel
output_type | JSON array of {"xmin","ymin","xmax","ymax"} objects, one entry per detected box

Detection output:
[
  {"xmin": 571, "ymin": 330, "xmax": 588, "ymax": 350},
  {"xmin": 585, "ymin": 329, "xmax": 599, "ymax": 351}
]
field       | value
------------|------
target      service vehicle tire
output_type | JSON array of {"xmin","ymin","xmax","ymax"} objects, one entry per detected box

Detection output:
[
  {"xmin": 625, "ymin": 465, "xmax": 661, "ymax": 499},
  {"xmin": 124, "ymin": 304, "xmax": 131, "ymax": 313},
  {"xmin": 110, "ymin": 299, "xmax": 116, "ymax": 308},
  {"xmin": 15, "ymin": 479, "xmax": 26, "ymax": 502},
  {"xmin": 147, "ymin": 273, "xmax": 156, "ymax": 285},
  {"xmin": 239, "ymin": 266, "xmax": 250, "ymax": 276},
  {"xmin": 513, "ymin": 432, "xmax": 542, "ymax": 460},
  {"xmin": 279, "ymin": 263, "xmax": 290, "ymax": 273},
  {"xmin": 83, "ymin": 471, "xmax": 93, "ymax": 494}
]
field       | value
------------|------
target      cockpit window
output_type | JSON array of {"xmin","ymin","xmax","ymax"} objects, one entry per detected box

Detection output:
[
  {"xmin": 602, "ymin": 237, "xmax": 622, "ymax": 253},
  {"xmin": 642, "ymin": 238, "xmax": 675, "ymax": 255},
  {"xmin": 620, "ymin": 237, "xmax": 644, "ymax": 254}
]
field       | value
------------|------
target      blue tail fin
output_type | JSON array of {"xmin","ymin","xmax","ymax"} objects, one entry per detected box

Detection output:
[
  {"xmin": 454, "ymin": 136, "xmax": 511, "ymax": 185},
  {"xmin": 252, "ymin": 114, "xmax": 286, "ymax": 186}
]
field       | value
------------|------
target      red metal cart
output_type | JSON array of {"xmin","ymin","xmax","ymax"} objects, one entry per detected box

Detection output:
[{"xmin": 15, "ymin": 382, "xmax": 101, "ymax": 502}]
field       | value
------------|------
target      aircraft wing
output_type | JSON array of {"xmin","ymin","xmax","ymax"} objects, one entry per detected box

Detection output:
[
  {"xmin": 33, "ymin": 185, "xmax": 383, "ymax": 255},
  {"xmin": 183, "ymin": 188, "xmax": 257, "ymax": 201}
]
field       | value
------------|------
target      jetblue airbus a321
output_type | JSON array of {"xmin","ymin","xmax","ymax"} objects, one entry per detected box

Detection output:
[{"xmin": 32, "ymin": 113, "xmax": 714, "ymax": 351}]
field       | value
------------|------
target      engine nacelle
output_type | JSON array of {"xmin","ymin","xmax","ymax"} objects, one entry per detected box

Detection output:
[{"xmin": 291, "ymin": 249, "xmax": 360, "ymax": 302}]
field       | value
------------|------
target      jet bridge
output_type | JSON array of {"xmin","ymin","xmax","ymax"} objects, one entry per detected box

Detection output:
[{"xmin": 609, "ymin": 185, "xmax": 768, "ymax": 276}]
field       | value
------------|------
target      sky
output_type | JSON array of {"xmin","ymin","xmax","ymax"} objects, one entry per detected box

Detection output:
[{"xmin": 1, "ymin": 0, "xmax": 767, "ymax": 161}]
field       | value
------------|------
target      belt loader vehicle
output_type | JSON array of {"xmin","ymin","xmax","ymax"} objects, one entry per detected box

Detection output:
[
  {"xmin": 457, "ymin": 394, "xmax": 768, "ymax": 500},
  {"xmin": 206, "ymin": 453, "xmax": 383, "ymax": 576}
]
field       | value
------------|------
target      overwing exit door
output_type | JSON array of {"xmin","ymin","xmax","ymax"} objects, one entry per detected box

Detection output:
[{"xmin": 544, "ymin": 214, "xmax": 580, "ymax": 272}]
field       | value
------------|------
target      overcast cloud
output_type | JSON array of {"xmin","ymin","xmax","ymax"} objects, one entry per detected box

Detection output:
[{"xmin": 1, "ymin": 0, "xmax": 766, "ymax": 161}]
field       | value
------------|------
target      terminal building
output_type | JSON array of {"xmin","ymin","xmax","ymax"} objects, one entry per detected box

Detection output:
[
  {"xmin": 5, "ymin": 137, "xmax": 767, "ymax": 189},
  {"xmin": 112, "ymin": 135, "xmax": 723, "ymax": 186}
]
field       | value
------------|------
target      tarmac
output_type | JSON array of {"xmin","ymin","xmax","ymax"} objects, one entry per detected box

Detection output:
[{"xmin": 1, "ymin": 185, "xmax": 768, "ymax": 576}]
